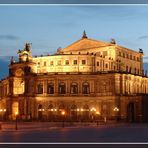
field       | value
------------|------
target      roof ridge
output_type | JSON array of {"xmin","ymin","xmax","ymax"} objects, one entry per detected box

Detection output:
[{"xmin": 62, "ymin": 37, "xmax": 110, "ymax": 52}]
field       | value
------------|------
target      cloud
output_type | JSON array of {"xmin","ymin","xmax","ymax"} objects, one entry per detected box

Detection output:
[
  {"xmin": 0, "ymin": 35, "xmax": 19, "ymax": 41},
  {"xmin": 138, "ymin": 35, "xmax": 148, "ymax": 40},
  {"xmin": 143, "ymin": 56, "xmax": 148, "ymax": 59}
]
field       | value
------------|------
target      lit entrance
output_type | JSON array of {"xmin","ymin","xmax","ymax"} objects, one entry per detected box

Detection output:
[{"xmin": 12, "ymin": 102, "xmax": 19, "ymax": 120}]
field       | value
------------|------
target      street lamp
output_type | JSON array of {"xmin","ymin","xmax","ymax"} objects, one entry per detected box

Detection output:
[
  {"xmin": 113, "ymin": 107, "xmax": 119, "ymax": 122},
  {"xmin": 95, "ymin": 111, "xmax": 100, "ymax": 126},
  {"xmin": 61, "ymin": 111, "xmax": 65, "ymax": 128},
  {"xmin": 15, "ymin": 111, "xmax": 18, "ymax": 130},
  {"xmin": 90, "ymin": 107, "xmax": 96, "ymax": 122}
]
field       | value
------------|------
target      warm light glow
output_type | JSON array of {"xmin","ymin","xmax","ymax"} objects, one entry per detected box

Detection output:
[
  {"xmin": 3, "ymin": 109, "xmax": 6, "ymax": 112},
  {"xmin": 51, "ymin": 109, "xmax": 54, "ymax": 111},
  {"xmin": 96, "ymin": 111, "xmax": 100, "ymax": 115},
  {"xmin": 80, "ymin": 108, "xmax": 84, "ymax": 112},
  {"xmin": 113, "ymin": 107, "xmax": 119, "ymax": 112},
  {"xmin": 54, "ymin": 109, "xmax": 57, "ymax": 111},
  {"xmin": 0, "ymin": 109, "xmax": 2, "ymax": 112},
  {"xmin": 77, "ymin": 109, "xmax": 80, "ymax": 111},
  {"xmin": 90, "ymin": 107, "xmax": 96, "ymax": 112},
  {"xmin": 15, "ymin": 111, "xmax": 18, "ymax": 116},
  {"xmin": 61, "ymin": 111, "xmax": 65, "ymax": 115}
]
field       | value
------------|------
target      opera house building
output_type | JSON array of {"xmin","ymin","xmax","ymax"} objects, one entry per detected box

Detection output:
[{"xmin": 0, "ymin": 31, "xmax": 148, "ymax": 122}]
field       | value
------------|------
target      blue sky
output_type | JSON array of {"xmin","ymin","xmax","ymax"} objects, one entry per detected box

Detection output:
[
  {"xmin": 0, "ymin": 0, "xmax": 148, "ymax": 4},
  {"xmin": 0, "ymin": 6, "xmax": 148, "ymax": 57},
  {"xmin": 1, "ymin": 5, "xmax": 148, "ymax": 78}
]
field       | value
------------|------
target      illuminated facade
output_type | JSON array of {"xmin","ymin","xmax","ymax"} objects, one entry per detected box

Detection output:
[{"xmin": 0, "ymin": 31, "xmax": 148, "ymax": 122}]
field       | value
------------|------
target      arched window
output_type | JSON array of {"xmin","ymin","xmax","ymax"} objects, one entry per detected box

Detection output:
[
  {"xmin": 70, "ymin": 82, "xmax": 78, "ymax": 94},
  {"xmin": 48, "ymin": 104, "xmax": 54, "ymax": 121},
  {"xmin": 71, "ymin": 104, "xmax": 77, "ymax": 121},
  {"xmin": 83, "ymin": 104, "xmax": 90, "ymax": 121},
  {"xmin": 38, "ymin": 104, "xmax": 43, "ymax": 111},
  {"xmin": 59, "ymin": 82, "xmax": 66, "ymax": 94},
  {"xmin": 37, "ymin": 83, "xmax": 43, "ymax": 94},
  {"xmin": 48, "ymin": 104, "xmax": 53, "ymax": 110},
  {"xmin": 47, "ymin": 83, "xmax": 54, "ymax": 94},
  {"xmin": 82, "ymin": 82, "xmax": 90, "ymax": 94}
]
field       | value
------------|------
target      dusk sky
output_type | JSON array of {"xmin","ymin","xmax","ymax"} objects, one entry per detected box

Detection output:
[
  {"xmin": 1, "ymin": 5, "xmax": 148, "ymax": 77},
  {"xmin": 0, "ymin": 0, "xmax": 148, "ymax": 4}
]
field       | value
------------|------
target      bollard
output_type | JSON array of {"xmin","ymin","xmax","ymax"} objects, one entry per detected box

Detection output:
[
  {"xmin": 104, "ymin": 117, "xmax": 107, "ymax": 123},
  {"xmin": 96, "ymin": 120, "xmax": 99, "ymax": 126}
]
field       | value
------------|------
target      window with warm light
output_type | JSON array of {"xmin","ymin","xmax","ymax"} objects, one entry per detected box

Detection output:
[
  {"xmin": 59, "ymin": 82, "xmax": 66, "ymax": 94},
  {"xmin": 97, "ymin": 61, "xmax": 99, "ymax": 66},
  {"xmin": 126, "ymin": 54, "xmax": 129, "ymax": 58},
  {"xmin": 70, "ymin": 82, "xmax": 78, "ymax": 94},
  {"xmin": 123, "ymin": 53, "xmax": 125, "ymax": 58},
  {"xmin": 73, "ymin": 60, "xmax": 77, "ymax": 65},
  {"xmin": 82, "ymin": 60, "xmax": 86, "ymax": 65},
  {"xmin": 57, "ymin": 60, "xmax": 61, "ymax": 65},
  {"xmin": 105, "ymin": 64, "xmax": 108, "ymax": 68},
  {"xmin": 82, "ymin": 82, "xmax": 90, "ymax": 94},
  {"xmin": 65, "ymin": 60, "xmax": 69, "ymax": 65},
  {"xmin": 44, "ymin": 61, "xmax": 46, "ymax": 66},
  {"xmin": 47, "ymin": 83, "xmax": 54, "ymax": 94},
  {"xmin": 37, "ymin": 83, "xmax": 43, "ymax": 94},
  {"xmin": 50, "ymin": 61, "xmax": 54, "ymax": 66}
]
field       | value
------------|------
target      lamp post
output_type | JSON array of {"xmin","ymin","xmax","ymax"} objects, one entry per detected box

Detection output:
[
  {"xmin": 113, "ymin": 107, "xmax": 119, "ymax": 122},
  {"xmin": 61, "ymin": 111, "xmax": 65, "ymax": 128},
  {"xmin": 95, "ymin": 111, "xmax": 100, "ymax": 126},
  {"xmin": 15, "ymin": 111, "xmax": 18, "ymax": 130},
  {"xmin": 90, "ymin": 107, "xmax": 96, "ymax": 122}
]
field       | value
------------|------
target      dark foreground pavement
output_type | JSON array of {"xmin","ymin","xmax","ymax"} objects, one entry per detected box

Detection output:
[{"xmin": 0, "ymin": 122, "xmax": 148, "ymax": 148}]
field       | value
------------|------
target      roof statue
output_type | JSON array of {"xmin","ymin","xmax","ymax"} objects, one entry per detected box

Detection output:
[
  {"xmin": 110, "ymin": 38, "xmax": 116, "ymax": 44},
  {"xmin": 10, "ymin": 56, "xmax": 15, "ymax": 64},
  {"xmin": 17, "ymin": 43, "xmax": 32, "ymax": 55},
  {"xmin": 24, "ymin": 43, "xmax": 32, "ymax": 52},
  {"xmin": 139, "ymin": 48, "xmax": 143, "ymax": 54},
  {"xmin": 82, "ymin": 30, "xmax": 87, "ymax": 39}
]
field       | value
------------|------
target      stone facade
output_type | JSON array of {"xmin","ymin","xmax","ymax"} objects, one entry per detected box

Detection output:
[{"xmin": 0, "ymin": 32, "xmax": 148, "ymax": 122}]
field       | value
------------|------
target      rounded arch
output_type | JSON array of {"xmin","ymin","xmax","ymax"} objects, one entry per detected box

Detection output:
[
  {"xmin": 47, "ymin": 82, "xmax": 54, "ymax": 94},
  {"xmin": 70, "ymin": 82, "xmax": 78, "ymax": 94},
  {"xmin": 70, "ymin": 104, "xmax": 77, "ymax": 121},
  {"xmin": 38, "ymin": 104, "xmax": 43, "ymax": 109},
  {"xmin": 12, "ymin": 102, "xmax": 19, "ymax": 120},
  {"xmin": 48, "ymin": 104, "xmax": 55, "ymax": 121},
  {"xmin": 71, "ymin": 104, "xmax": 77, "ymax": 110},
  {"xmin": 82, "ymin": 104, "xmax": 90, "ymax": 121},
  {"xmin": 58, "ymin": 82, "xmax": 66, "ymax": 94},
  {"xmin": 37, "ymin": 83, "xmax": 43, "ymax": 94},
  {"xmin": 82, "ymin": 82, "xmax": 90, "ymax": 94},
  {"xmin": 83, "ymin": 104, "xmax": 89, "ymax": 110},
  {"xmin": 58, "ymin": 103, "xmax": 65, "ymax": 110},
  {"xmin": 48, "ymin": 104, "xmax": 53, "ymax": 110}
]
